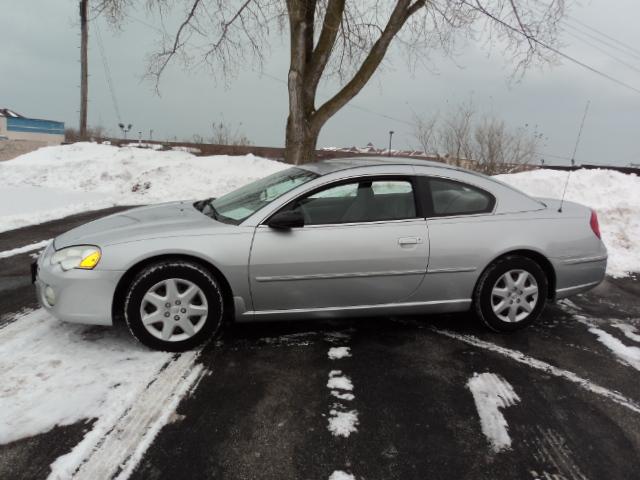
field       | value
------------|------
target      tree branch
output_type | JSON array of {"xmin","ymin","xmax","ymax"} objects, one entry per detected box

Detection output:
[
  {"xmin": 312, "ymin": 0, "xmax": 426, "ymax": 128},
  {"xmin": 304, "ymin": 0, "xmax": 346, "ymax": 103}
]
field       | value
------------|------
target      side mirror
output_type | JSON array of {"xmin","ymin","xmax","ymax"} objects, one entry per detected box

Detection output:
[{"xmin": 267, "ymin": 210, "xmax": 304, "ymax": 229}]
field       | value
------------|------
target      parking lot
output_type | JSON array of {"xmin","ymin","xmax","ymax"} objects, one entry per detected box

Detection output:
[{"xmin": 1, "ymin": 208, "xmax": 639, "ymax": 480}]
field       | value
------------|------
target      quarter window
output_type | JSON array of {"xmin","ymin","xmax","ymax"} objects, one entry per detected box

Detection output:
[
  {"xmin": 428, "ymin": 178, "xmax": 494, "ymax": 216},
  {"xmin": 285, "ymin": 178, "xmax": 418, "ymax": 225}
]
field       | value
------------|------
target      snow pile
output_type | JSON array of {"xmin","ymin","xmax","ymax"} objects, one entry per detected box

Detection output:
[
  {"xmin": 0, "ymin": 309, "xmax": 172, "ymax": 445},
  {"xmin": 496, "ymin": 168, "xmax": 640, "ymax": 277},
  {"xmin": 0, "ymin": 142, "xmax": 286, "ymax": 233}
]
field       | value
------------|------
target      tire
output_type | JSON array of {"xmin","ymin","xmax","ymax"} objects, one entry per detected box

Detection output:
[
  {"xmin": 124, "ymin": 260, "xmax": 224, "ymax": 351},
  {"xmin": 473, "ymin": 255, "xmax": 548, "ymax": 332}
]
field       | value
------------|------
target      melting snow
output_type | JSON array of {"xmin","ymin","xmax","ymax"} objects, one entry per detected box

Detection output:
[
  {"xmin": 328, "ymin": 346, "xmax": 351, "ymax": 360},
  {"xmin": 586, "ymin": 326, "xmax": 640, "ymax": 371},
  {"xmin": 327, "ymin": 370, "xmax": 354, "ymax": 391},
  {"xmin": 467, "ymin": 372, "xmax": 521, "ymax": 453},
  {"xmin": 613, "ymin": 323, "xmax": 640, "ymax": 343},
  {"xmin": 328, "ymin": 471, "xmax": 355, "ymax": 480},
  {"xmin": 327, "ymin": 409, "xmax": 359, "ymax": 438},
  {"xmin": 331, "ymin": 390, "xmax": 355, "ymax": 401},
  {"xmin": 0, "ymin": 239, "xmax": 50, "ymax": 259}
]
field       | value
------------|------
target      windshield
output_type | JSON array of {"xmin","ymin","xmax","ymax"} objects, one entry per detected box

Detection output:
[{"xmin": 198, "ymin": 167, "xmax": 319, "ymax": 224}]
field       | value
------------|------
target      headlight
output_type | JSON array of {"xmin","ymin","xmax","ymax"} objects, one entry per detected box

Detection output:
[{"xmin": 50, "ymin": 245, "xmax": 102, "ymax": 271}]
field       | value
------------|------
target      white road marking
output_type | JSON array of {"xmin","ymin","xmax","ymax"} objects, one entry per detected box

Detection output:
[
  {"xmin": 433, "ymin": 328, "xmax": 640, "ymax": 415},
  {"xmin": 467, "ymin": 372, "xmax": 521, "ymax": 453},
  {"xmin": 0, "ymin": 239, "xmax": 50, "ymax": 259}
]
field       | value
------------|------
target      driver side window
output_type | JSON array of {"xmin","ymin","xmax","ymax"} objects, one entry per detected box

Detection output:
[{"xmin": 286, "ymin": 178, "xmax": 417, "ymax": 225}]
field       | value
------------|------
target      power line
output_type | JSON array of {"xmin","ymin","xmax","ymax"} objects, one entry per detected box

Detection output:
[
  {"xmin": 94, "ymin": 18, "xmax": 123, "ymax": 124},
  {"xmin": 463, "ymin": 1, "xmax": 640, "ymax": 95},
  {"xmin": 564, "ymin": 12, "xmax": 640, "ymax": 59},
  {"xmin": 562, "ymin": 27, "xmax": 640, "ymax": 75}
]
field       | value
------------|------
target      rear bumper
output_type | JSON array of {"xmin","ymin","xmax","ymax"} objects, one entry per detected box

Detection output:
[
  {"xmin": 553, "ymin": 255, "xmax": 607, "ymax": 299},
  {"xmin": 34, "ymin": 262, "xmax": 123, "ymax": 326}
]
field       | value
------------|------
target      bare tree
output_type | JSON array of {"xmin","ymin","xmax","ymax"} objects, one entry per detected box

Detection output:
[
  {"xmin": 134, "ymin": 0, "xmax": 565, "ymax": 164},
  {"xmin": 439, "ymin": 101, "xmax": 474, "ymax": 167},
  {"xmin": 413, "ymin": 103, "xmax": 541, "ymax": 174}
]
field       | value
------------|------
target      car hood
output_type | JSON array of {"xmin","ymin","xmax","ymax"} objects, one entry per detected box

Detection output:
[{"xmin": 54, "ymin": 202, "xmax": 232, "ymax": 249}]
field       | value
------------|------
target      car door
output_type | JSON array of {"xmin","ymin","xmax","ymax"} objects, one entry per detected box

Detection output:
[
  {"xmin": 248, "ymin": 176, "xmax": 430, "ymax": 313},
  {"xmin": 419, "ymin": 176, "xmax": 497, "ymax": 301}
]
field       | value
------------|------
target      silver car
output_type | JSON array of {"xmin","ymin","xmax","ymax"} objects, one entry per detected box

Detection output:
[{"xmin": 33, "ymin": 158, "xmax": 607, "ymax": 351}]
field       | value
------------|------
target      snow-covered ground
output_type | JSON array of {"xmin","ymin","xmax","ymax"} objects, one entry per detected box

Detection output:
[
  {"xmin": 0, "ymin": 142, "xmax": 286, "ymax": 233},
  {"xmin": 0, "ymin": 143, "xmax": 638, "ymax": 276}
]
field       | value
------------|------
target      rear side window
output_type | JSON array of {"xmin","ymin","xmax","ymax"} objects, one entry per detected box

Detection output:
[{"xmin": 428, "ymin": 178, "xmax": 494, "ymax": 216}]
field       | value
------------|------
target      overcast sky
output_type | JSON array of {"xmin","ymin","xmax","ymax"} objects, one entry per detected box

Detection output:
[{"xmin": 1, "ymin": 1, "xmax": 639, "ymax": 166}]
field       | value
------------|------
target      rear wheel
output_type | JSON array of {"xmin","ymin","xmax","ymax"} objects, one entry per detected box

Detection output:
[
  {"xmin": 474, "ymin": 255, "xmax": 548, "ymax": 332},
  {"xmin": 124, "ymin": 260, "xmax": 224, "ymax": 351}
]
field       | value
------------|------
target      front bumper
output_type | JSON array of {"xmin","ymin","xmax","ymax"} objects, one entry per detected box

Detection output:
[{"xmin": 34, "ymin": 257, "xmax": 123, "ymax": 326}]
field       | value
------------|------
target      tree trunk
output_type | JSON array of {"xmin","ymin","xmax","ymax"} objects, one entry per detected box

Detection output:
[
  {"xmin": 79, "ymin": 0, "xmax": 89, "ymax": 139},
  {"xmin": 284, "ymin": 115, "xmax": 319, "ymax": 165}
]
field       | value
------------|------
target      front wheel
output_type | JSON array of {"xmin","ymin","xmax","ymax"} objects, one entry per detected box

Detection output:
[
  {"xmin": 124, "ymin": 260, "xmax": 224, "ymax": 351},
  {"xmin": 474, "ymin": 255, "xmax": 548, "ymax": 332}
]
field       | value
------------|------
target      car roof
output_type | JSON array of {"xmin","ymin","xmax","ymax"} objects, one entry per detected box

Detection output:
[{"xmin": 298, "ymin": 156, "xmax": 468, "ymax": 176}]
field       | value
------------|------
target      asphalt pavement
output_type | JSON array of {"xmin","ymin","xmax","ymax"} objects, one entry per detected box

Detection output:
[{"xmin": 0, "ymin": 208, "xmax": 638, "ymax": 480}]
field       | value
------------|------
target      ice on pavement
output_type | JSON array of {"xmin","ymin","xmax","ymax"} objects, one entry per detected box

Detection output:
[
  {"xmin": 0, "ymin": 309, "xmax": 172, "ymax": 445},
  {"xmin": 467, "ymin": 372, "xmax": 521, "ymax": 453},
  {"xmin": 1, "ymin": 143, "xmax": 638, "ymax": 277}
]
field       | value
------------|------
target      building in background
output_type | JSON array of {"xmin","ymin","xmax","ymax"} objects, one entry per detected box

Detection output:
[
  {"xmin": 0, "ymin": 108, "xmax": 65, "ymax": 161},
  {"xmin": 0, "ymin": 108, "xmax": 64, "ymax": 145}
]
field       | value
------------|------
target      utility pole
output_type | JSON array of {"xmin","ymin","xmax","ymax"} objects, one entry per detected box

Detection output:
[{"xmin": 79, "ymin": 0, "xmax": 89, "ymax": 138}]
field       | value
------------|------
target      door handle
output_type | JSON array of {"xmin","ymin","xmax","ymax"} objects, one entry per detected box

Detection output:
[{"xmin": 398, "ymin": 237, "xmax": 421, "ymax": 245}]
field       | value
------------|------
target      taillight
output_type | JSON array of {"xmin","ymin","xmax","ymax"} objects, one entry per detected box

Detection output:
[{"xmin": 590, "ymin": 210, "xmax": 601, "ymax": 239}]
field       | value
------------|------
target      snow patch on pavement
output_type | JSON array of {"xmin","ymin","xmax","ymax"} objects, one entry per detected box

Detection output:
[
  {"xmin": 331, "ymin": 390, "xmax": 355, "ymax": 401},
  {"xmin": 613, "ymin": 323, "xmax": 640, "ymax": 343},
  {"xmin": 496, "ymin": 168, "xmax": 640, "ymax": 277},
  {"xmin": 327, "ymin": 409, "xmax": 359, "ymax": 438},
  {"xmin": 0, "ymin": 308, "xmax": 202, "ymax": 479},
  {"xmin": 467, "ymin": 373, "xmax": 521, "ymax": 453},
  {"xmin": 328, "ymin": 470, "xmax": 355, "ymax": 480},
  {"xmin": 0, "ymin": 239, "xmax": 50, "ymax": 259},
  {"xmin": 586, "ymin": 326, "xmax": 640, "ymax": 372},
  {"xmin": 434, "ymin": 328, "xmax": 640, "ymax": 415},
  {"xmin": 328, "ymin": 346, "xmax": 351, "ymax": 360},
  {"xmin": 327, "ymin": 370, "xmax": 354, "ymax": 391},
  {"xmin": 0, "ymin": 143, "xmax": 287, "ymax": 233}
]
